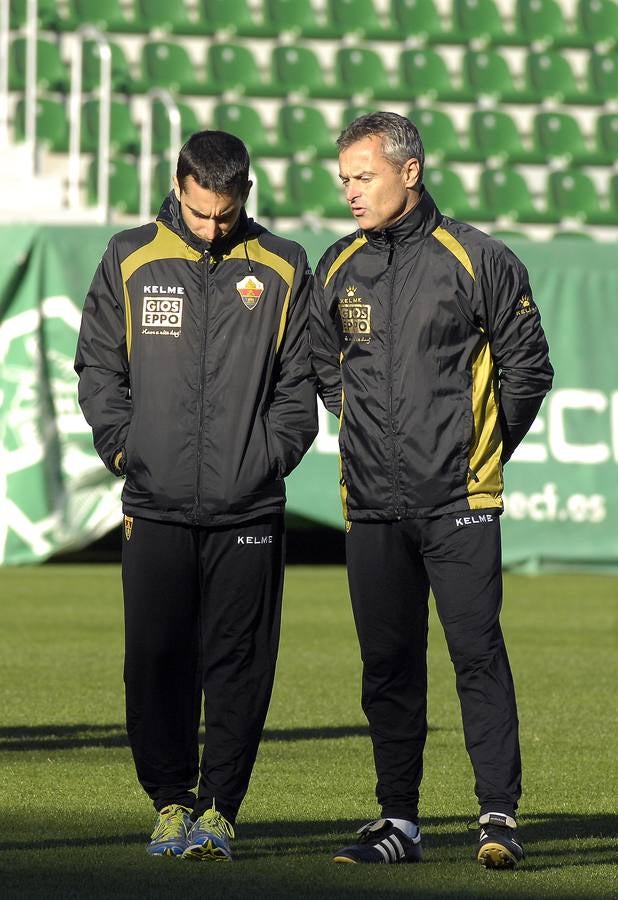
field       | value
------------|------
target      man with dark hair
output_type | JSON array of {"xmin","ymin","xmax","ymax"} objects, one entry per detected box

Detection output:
[
  {"xmin": 75, "ymin": 131, "xmax": 317, "ymax": 861},
  {"xmin": 311, "ymin": 112, "xmax": 553, "ymax": 869}
]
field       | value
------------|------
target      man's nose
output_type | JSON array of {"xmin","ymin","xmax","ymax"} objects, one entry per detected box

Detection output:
[{"xmin": 203, "ymin": 221, "xmax": 220, "ymax": 241}]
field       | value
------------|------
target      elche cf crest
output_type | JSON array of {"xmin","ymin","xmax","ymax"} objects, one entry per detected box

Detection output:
[{"xmin": 236, "ymin": 275, "xmax": 265, "ymax": 310}]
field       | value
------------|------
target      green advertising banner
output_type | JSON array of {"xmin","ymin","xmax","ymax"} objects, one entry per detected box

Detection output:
[{"xmin": 1, "ymin": 226, "xmax": 617, "ymax": 568}]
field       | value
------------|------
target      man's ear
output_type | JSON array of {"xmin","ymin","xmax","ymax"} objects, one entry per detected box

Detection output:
[
  {"xmin": 242, "ymin": 180, "xmax": 253, "ymax": 205},
  {"xmin": 403, "ymin": 158, "xmax": 420, "ymax": 190},
  {"xmin": 173, "ymin": 175, "xmax": 181, "ymax": 200}
]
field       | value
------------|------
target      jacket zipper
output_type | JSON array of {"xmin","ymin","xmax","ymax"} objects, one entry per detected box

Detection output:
[
  {"xmin": 386, "ymin": 234, "xmax": 401, "ymax": 519},
  {"xmin": 194, "ymin": 250, "xmax": 210, "ymax": 523}
]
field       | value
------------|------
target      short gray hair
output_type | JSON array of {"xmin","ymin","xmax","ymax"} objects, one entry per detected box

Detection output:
[{"xmin": 337, "ymin": 111, "xmax": 425, "ymax": 181}]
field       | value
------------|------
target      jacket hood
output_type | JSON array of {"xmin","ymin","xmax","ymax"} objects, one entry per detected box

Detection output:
[
  {"xmin": 364, "ymin": 187, "xmax": 443, "ymax": 247},
  {"xmin": 156, "ymin": 191, "xmax": 258, "ymax": 256}
]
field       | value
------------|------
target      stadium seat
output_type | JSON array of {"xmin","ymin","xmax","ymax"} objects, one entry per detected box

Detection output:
[
  {"xmin": 82, "ymin": 40, "xmax": 137, "ymax": 93},
  {"xmin": 285, "ymin": 162, "xmax": 349, "ymax": 218},
  {"xmin": 587, "ymin": 52, "xmax": 618, "ymax": 103},
  {"xmin": 547, "ymin": 170, "xmax": 617, "ymax": 226},
  {"xmin": 423, "ymin": 167, "xmax": 491, "ymax": 221},
  {"xmin": 11, "ymin": 0, "xmax": 73, "ymax": 30},
  {"xmin": 463, "ymin": 49, "xmax": 538, "ymax": 103},
  {"xmin": 469, "ymin": 109, "xmax": 544, "ymax": 164},
  {"xmin": 152, "ymin": 99, "xmax": 201, "ymax": 152},
  {"xmin": 271, "ymin": 45, "xmax": 342, "ymax": 99},
  {"xmin": 9, "ymin": 38, "xmax": 70, "ymax": 93},
  {"xmin": 341, "ymin": 105, "xmax": 378, "ymax": 128},
  {"xmin": 206, "ymin": 42, "xmax": 281, "ymax": 97},
  {"xmin": 135, "ymin": 0, "xmax": 196, "ymax": 34},
  {"xmin": 390, "ymin": 0, "xmax": 451, "ymax": 45},
  {"xmin": 513, "ymin": 0, "xmax": 573, "ymax": 49},
  {"xmin": 252, "ymin": 162, "xmax": 287, "ymax": 218},
  {"xmin": 326, "ymin": 0, "xmax": 399, "ymax": 40},
  {"xmin": 81, "ymin": 100, "xmax": 141, "ymax": 154},
  {"xmin": 212, "ymin": 102, "xmax": 282, "ymax": 156},
  {"xmin": 196, "ymin": 0, "xmax": 278, "ymax": 37},
  {"xmin": 264, "ymin": 0, "xmax": 340, "ymax": 39},
  {"xmin": 141, "ymin": 41, "xmax": 208, "ymax": 94},
  {"xmin": 596, "ymin": 113, "xmax": 618, "ymax": 162},
  {"xmin": 577, "ymin": 0, "xmax": 618, "ymax": 51},
  {"xmin": 87, "ymin": 156, "xmax": 140, "ymax": 215},
  {"xmin": 276, "ymin": 104, "xmax": 336, "ymax": 159},
  {"xmin": 152, "ymin": 157, "xmax": 174, "ymax": 210},
  {"xmin": 533, "ymin": 111, "xmax": 610, "ymax": 166},
  {"xmin": 446, "ymin": 0, "xmax": 508, "ymax": 46},
  {"xmin": 69, "ymin": 0, "xmax": 144, "ymax": 32},
  {"xmin": 14, "ymin": 97, "xmax": 69, "ymax": 153},
  {"xmin": 526, "ymin": 50, "xmax": 586, "ymax": 103},
  {"xmin": 399, "ymin": 48, "xmax": 474, "ymax": 102},
  {"xmin": 479, "ymin": 167, "xmax": 559, "ymax": 224},
  {"xmin": 413, "ymin": 108, "xmax": 483, "ymax": 163},
  {"xmin": 336, "ymin": 47, "xmax": 408, "ymax": 102}
]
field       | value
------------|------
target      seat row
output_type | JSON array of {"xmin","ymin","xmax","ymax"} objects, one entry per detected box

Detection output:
[
  {"xmin": 15, "ymin": 96, "xmax": 618, "ymax": 170},
  {"xmin": 11, "ymin": 0, "xmax": 618, "ymax": 50},
  {"xmin": 9, "ymin": 38, "xmax": 618, "ymax": 105},
  {"xmin": 86, "ymin": 155, "xmax": 618, "ymax": 227}
]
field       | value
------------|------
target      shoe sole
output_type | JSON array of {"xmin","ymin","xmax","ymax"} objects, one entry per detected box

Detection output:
[
  {"xmin": 146, "ymin": 846, "xmax": 186, "ymax": 857},
  {"xmin": 182, "ymin": 841, "xmax": 232, "ymax": 862},
  {"xmin": 478, "ymin": 842, "xmax": 520, "ymax": 869},
  {"xmin": 333, "ymin": 856, "xmax": 358, "ymax": 864}
]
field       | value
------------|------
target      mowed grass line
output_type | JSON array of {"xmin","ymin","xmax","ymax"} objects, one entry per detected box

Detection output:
[{"xmin": 0, "ymin": 565, "xmax": 616, "ymax": 899}]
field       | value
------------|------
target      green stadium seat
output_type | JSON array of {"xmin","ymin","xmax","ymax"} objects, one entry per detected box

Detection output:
[
  {"xmin": 596, "ymin": 113, "xmax": 618, "ymax": 161},
  {"xmin": 135, "ymin": 0, "xmax": 196, "ymax": 34},
  {"xmin": 336, "ymin": 47, "xmax": 408, "ymax": 102},
  {"xmin": 141, "ymin": 41, "xmax": 209, "ymax": 94},
  {"xmin": 206, "ymin": 42, "xmax": 281, "ymax": 97},
  {"xmin": 547, "ymin": 170, "xmax": 616, "ymax": 226},
  {"xmin": 212, "ymin": 102, "xmax": 282, "ymax": 156},
  {"xmin": 69, "ymin": 0, "xmax": 144, "ymax": 32},
  {"xmin": 463, "ymin": 49, "xmax": 539, "ymax": 103},
  {"xmin": 341, "ymin": 104, "xmax": 378, "ymax": 128},
  {"xmin": 526, "ymin": 50, "xmax": 587, "ymax": 103},
  {"xmin": 14, "ymin": 97, "xmax": 69, "ymax": 152},
  {"xmin": 399, "ymin": 48, "xmax": 474, "ymax": 102},
  {"xmin": 87, "ymin": 156, "xmax": 140, "ymax": 215},
  {"xmin": 82, "ymin": 40, "xmax": 137, "ymax": 93},
  {"xmin": 81, "ymin": 100, "xmax": 140, "ymax": 154},
  {"xmin": 196, "ymin": 0, "xmax": 278, "ymax": 37},
  {"xmin": 252, "ymin": 163, "xmax": 286, "ymax": 218},
  {"xmin": 514, "ymin": 0, "xmax": 574, "ymax": 49},
  {"xmin": 423, "ymin": 167, "xmax": 491, "ymax": 221},
  {"xmin": 577, "ymin": 0, "xmax": 618, "ymax": 50},
  {"xmin": 152, "ymin": 156, "xmax": 175, "ymax": 211},
  {"xmin": 277, "ymin": 104, "xmax": 336, "ymax": 159},
  {"xmin": 11, "ymin": 0, "xmax": 73, "ymax": 30},
  {"xmin": 264, "ymin": 0, "xmax": 340, "ymax": 39},
  {"xmin": 152, "ymin": 99, "xmax": 201, "ymax": 153},
  {"xmin": 390, "ymin": 0, "xmax": 451, "ymax": 44},
  {"xmin": 469, "ymin": 109, "xmax": 544, "ymax": 164},
  {"xmin": 271, "ymin": 45, "xmax": 341, "ymax": 99},
  {"xmin": 9, "ymin": 38, "xmax": 70, "ymax": 92},
  {"xmin": 587, "ymin": 52, "xmax": 618, "ymax": 103},
  {"xmin": 446, "ymin": 0, "xmax": 508, "ymax": 46},
  {"xmin": 326, "ymin": 0, "xmax": 399, "ymax": 40},
  {"xmin": 413, "ymin": 108, "xmax": 483, "ymax": 163},
  {"xmin": 479, "ymin": 167, "xmax": 559, "ymax": 223},
  {"xmin": 533, "ymin": 111, "xmax": 610, "ymax": 166},
  {"xmin": 285, "ymin": 162, "xmax": 349, "ymax": 218}
]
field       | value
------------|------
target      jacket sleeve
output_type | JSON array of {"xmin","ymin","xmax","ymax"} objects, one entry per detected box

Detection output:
[
  {"xmin": 310, "ymin": 259, "xmax": 343, "ymax": 418},
  {"xmin": 265, "ymin": 249, "xmax": 318, "ymax": 477},
  {"xmin": 74, "ymin": 238, "xmax": 132, "ymax": 475},
  {"xmin": 478, "ymin": 246, "xmax": 554, "ymax": 463}
]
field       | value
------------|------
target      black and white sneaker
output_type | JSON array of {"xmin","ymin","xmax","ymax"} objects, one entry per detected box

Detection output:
[
  {"xmin": 333, "ymin": 818, "xmax": 422, "ymax": 864},
  {"xmin": 477, "ymin": 812, "xmax": 524, "ymax": 869}
]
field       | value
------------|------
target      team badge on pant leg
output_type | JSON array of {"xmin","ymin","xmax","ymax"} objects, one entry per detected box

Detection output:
[
  {"xmin": 124, "ymin": 515, "xmax": 134, "ymax": 541},
  {"xmin": 236, "ymin": 276, "xmax": 264, "ymax": 309}
]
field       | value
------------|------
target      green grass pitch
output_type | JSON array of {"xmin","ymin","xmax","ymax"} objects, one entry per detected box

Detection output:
[{"xmin": 0, "ymin": 565, "xmax": 616, "ymax": 899}]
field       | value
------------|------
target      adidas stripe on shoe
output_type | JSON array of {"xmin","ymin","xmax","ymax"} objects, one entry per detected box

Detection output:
[
  {"xmin": 333, "ymin": 818, "xmax": 422, "ymax": 864},
  {"xmin": 477, "ymin": 812, "xmax": 524, "ymax": 869}
]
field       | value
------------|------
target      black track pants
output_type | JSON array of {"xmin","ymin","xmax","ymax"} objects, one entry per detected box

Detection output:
[
  {"xmin": 346, "ymin": 512, "xmax": 521, "ymax": 822},
  {"xmin": 121, "ymin": 513, "xmax": 284, "ymax": 824}
]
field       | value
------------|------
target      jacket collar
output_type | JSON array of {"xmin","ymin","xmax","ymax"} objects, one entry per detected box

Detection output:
[
  {"xmin": 363, "ymin": 187, "xmax": 443, "ymax": 247},
  {"xmin": 156, "ymin": 191, "xmax": 255, "ymax": 256}
]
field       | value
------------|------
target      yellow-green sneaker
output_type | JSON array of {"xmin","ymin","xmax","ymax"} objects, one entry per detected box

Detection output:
[
  {"xmin": 182, "ymin": 803, "xmax": 235, "ymax": 861},
  {"xmin": 146, "ymin": 804, "xmax": 192, "ymax": 857}
]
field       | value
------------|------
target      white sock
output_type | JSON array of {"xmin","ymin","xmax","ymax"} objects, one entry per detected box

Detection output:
[{"xmin": 388, "ymin": 818, "xmax": 419, "ymax": 839}]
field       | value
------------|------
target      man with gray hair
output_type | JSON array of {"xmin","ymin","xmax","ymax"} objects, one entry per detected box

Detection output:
[{"xmin": 311, "ymin": 112, "xmax": 553, "ymax": 868}]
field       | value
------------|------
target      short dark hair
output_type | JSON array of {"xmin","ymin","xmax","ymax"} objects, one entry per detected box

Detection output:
[
  {"xmin": 337, "ymin": 111, "xmax": 425, "ymax": 182},
  {"xmin": 176, "ymin": 130, "xmax": 250, "ymax": 197}
]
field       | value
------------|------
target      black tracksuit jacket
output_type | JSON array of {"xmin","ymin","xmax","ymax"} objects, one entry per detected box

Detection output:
[
  {"xmin": 310, "ymin": 189, "xmax": 553, "ymax": 522},
  {"xmin": 75, "ymin": 194, "xmax": 317, "ymax": 525}
]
